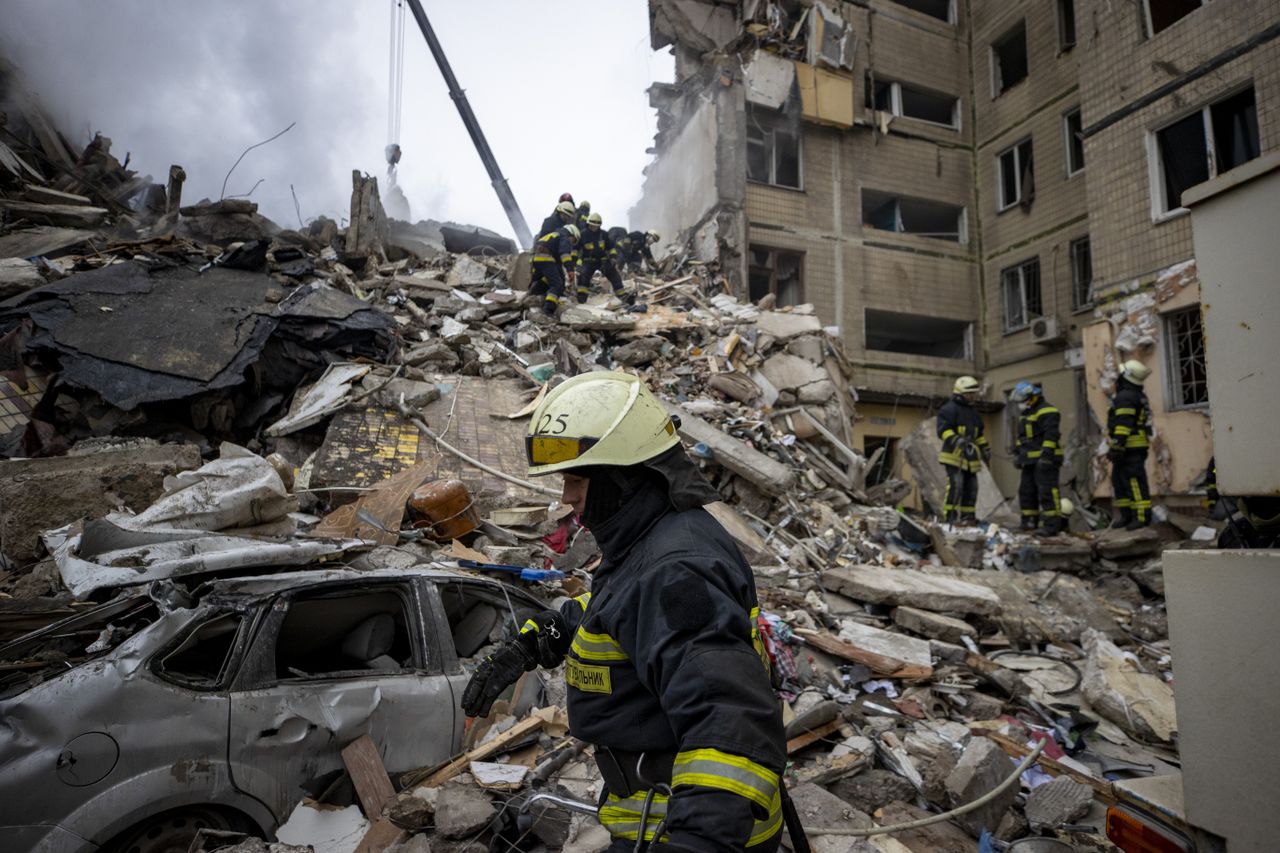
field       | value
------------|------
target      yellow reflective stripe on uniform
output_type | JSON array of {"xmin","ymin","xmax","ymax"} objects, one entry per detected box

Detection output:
[
  {"xmin": 599, "ymin": 788, "xmax": 780, "ymax": 847},
  {"xmin": 940, "ymin": 429, "xmax": 957, "ymax": 440},
  {"xmin": 672, "ymin": 748, "xmax": 779, "ymax": 812},
  {"xmin": 1112, "ymin": 425, "xmax": 1132, "ymax": 435},
  {"xmin": 1043, "ymin": 440, "xmax": 1058, "ymax": 449},
  {"xmin": 574, "ymin": 592, "xmax": 592, "ymax": 610},
  {"xmin": 747, "ymin": 791, "xmax": 784, "ymax": 846},
  {"xmin": 1026, "ymin": 449, "xmax": 1042, "ymax": 458},
  {"xmin": 1113, "ymin": 407, "xmax": 1137, "ymax": 415},
  {"xmin": 521, "ymin": 618, "xmax": 539, "ymax": 634},
  {"xmin": 570, "ymin": 626, "xmax": 628, "ymax": 661}
]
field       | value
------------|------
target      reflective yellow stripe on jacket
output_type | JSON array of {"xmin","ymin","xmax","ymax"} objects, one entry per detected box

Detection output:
[
  {"xmin": 672, "ymin": 748, "xmax": 778, "ymax": 812},
  {"xmin": 598, "ymin": 785, "xmax": 782, "ymax": 846},
  {"xmin": 570, "ymin": 627, "xmax": 628, "ymax": 661}
]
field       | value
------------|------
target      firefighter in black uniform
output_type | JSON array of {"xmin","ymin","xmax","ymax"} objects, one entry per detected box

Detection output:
[
  {"xmin": 528, "ymin": 223, "xmax": 580, "ymax": 316},
  {"xmin": 577, "ymin": 213, "xmax": 634, "ymax": 304},
  {"xmin": 617, "ymin": 229, "xmax": 660, "ymax": 273},
  {"xmin": 1011, "ymin": 381, "xmax": 1065, "ymax": 535},
  {"xmin": 937, "ymin": 376, "xmax": 990, "ymax": 524},
  {"xmin": 538, "ymin": 199, "xmax": 578, "ymax": 240},
  {"xmin": 462, "ymin": 372, "xmax": 788, "ymax": 852},
  {"xmin": 1202, "ymin": 459, "xmax": 1280, "ymax": 548},
  {"xmin": 575, "ymin": 199, "xmax": 592, "ymax": 232},
  {"xmin": 1107, "ymin": 360, "xmax": 1154, "ymax": 529}
]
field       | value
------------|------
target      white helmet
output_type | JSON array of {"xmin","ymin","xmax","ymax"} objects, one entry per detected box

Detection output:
[
  {"xmin": 526, "ymin": 372, "xmax": 680, "ymax": 476},
  {"xmin": 953, "ymin": 376, "xmax": 981, "ymax": 395},
  {"xmin": 1121, "ymin": 360, "xmax": 1151, "ymax": 384},
  {"xmin": 1059, "ymin": 497, "xmax": 1074, "ymax": 516}
]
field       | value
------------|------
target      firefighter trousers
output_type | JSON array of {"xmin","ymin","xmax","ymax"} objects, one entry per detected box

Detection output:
[
  {"xmin": 943, "ymin": 464, "xmax": 977, "ymax": 522},
  {"xmin": 1021, "ymin": 461, "xmax": 1062, "ymax": 520},
  {"xmin": 529, "ymin": 260, "xmax": 566, "ymax": 306},
  {"xmin": 578, "ymin": 259, "xmax": 623, "ymax": 302},
  {"xmin": 1111, "ymin": 449, "xmax": 1151, "ymax": 524}
]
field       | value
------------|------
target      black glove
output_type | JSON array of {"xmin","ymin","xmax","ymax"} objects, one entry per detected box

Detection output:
[
  {"xmin": 525, "ymin": 609, "xmax": 572, "ymax": 668},
  {"xmin": 461, "ymin": 639, "xmax": 535, "ymax": 718}
]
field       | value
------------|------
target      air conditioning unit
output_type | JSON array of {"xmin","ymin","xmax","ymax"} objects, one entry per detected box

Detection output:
[{"xmin": 1031, "ymin": 316, "xmax": 1066, "ymax": 346}]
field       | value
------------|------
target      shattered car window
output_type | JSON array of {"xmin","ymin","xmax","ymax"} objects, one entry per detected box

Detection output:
[
  {"xmin": 273, "ymin": 588, "xmax": 415, "ymax": 680},
  {"xmin": 439, "ymin": 580, "xmax": 539, "ymax": 660},
  {"xmin": 153, "ymin": 612, "xmax": 243, "ymax": 689}
]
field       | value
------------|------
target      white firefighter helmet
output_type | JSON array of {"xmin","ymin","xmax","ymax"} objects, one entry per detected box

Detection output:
[
  {"xmin": 526, "ymin": 372, "xmax": 680, "ymax": 476},
  {"xmin": 1121, "ymin": 360, "xmax": 1152, "ymax": 383},
  {"xmin": 556, "ymin": 200, "xmax": 576, "ymax": 218},
  {"xmin": 953, "ymin": 376, "xmax": 981, "ymax": 395},
  {"xmin": 1059, "ymin": 497, "xmax": 1075, "ymax": 516}
]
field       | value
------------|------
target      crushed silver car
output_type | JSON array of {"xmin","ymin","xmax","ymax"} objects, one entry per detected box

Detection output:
[{"xmin": 0, "ymin": 566, "xmax": 545, "ymax": 853}]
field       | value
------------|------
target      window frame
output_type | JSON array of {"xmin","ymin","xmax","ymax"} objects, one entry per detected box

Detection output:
[
  {"xmin": 1056, "ymin": 0, "xmax": 1077, "ymax": 52},
  {"xmin": 1001, "ymin": 256, "xmax": 1042, "ymax": 333},
  {"xmin": 990, "ymin": 21, "xmax": 1029, "ymax": 97},
  {"xmin": 1063, "ymin": 108, "xmax": 1085, "ymax": 177},
  {"xmin": 996, "ymin": 137, "xmax": 1034, "ymax": 212},
  {"xmin": 888, "ymin": 0, "xmax": 956, "ymax": 25},
  {"xmin": 748, "ymin": 245, "xmax": 805, "ymax": 306},
  {"xmin": 1069, "ymin": 235, "xmax": 1094, "ymax": 312},
  {"xmin": 150, "ymin": 610, "xmax": 249, "ymax": 692},
  {"xmin": 861, "ymin": 189, "xmax": 968, "ymax": 243},
  {"xmin": 746, "ymin": 108, "xmax": 803, "ymax": 191},
  {"xmin": 1147, "ymin": 83, "xmax": 1257, "ymax": 221},
  {"xmin": 1163, "ymin": 305, "xmax": 1209, "ymax": 411},
  {"xmin": 867, "ymin": 76, "xmax": 961, "ymax": 130},
  {"xmin": 1142, "ymin": 0, "xmax": 1209, "ymax": 39}
]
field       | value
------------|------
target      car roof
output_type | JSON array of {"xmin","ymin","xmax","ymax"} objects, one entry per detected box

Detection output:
[{"xmin": 198, "ymin": 563, "xmax": 521, "ymax": 598}]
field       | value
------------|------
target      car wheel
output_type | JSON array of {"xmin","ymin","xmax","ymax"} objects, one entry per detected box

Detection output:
[{"xmin": 104, "ymin": 806, "xmax": 250, "ymax": 853}]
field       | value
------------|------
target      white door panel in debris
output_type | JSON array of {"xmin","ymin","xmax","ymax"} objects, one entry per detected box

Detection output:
[{"xmin": 227, "ymin": 581, "xmax": 457, "ymax": 821}]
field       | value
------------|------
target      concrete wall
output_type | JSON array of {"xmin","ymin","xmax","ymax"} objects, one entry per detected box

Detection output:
[{"xmin": 851, "ymin": 401, "xmax": 931, "ymax": 510}]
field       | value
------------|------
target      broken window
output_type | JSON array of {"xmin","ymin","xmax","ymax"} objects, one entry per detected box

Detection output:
[
  {"xmin": 1152, "ymin": 86, "xmax": 1259, "ymax": 214},
  {"xmin": 996, "ymin": 138, "xmax": 1034, "ymax": 211},
  {"xmin": 1064, "ymin": 108, "xmax": 1085, "ymax": 175},
  {"xmin": 888, "ymin": 0, "xmax": 955, "ymax": 24},
  {"xmin": 1070, "ymin": 236, "xmax": 1093, "ymax": 310},
  {"xmin": 153, "ymin": 613, "xmax": 243, "ymax": 689},
  {"xmin": 1144, "ymin": 0, "xmax": 1207, "ymax": 37},
  {"xmin": 864, "ymin": 308, "xmax": 972, "ymax": 358},
  {"xmin": 274, "ymin": 587, "xmax": 415, "ymax": 679},
  {"xmin": 749, "ymin": 247, "xmax": 804, "ymax": 306},
  {"xmin": 439, "ymin": 580, "xmax": 539, "ymax": 660},
  {"xmin": 1002, "ymin": 258, "xmax": 1042, "ymax": 331},
  {"xmin": 862, "ymin": 436, "xmax": 898, "ymax": 487},
  {"xmin": 1057, "ymin": 0, "xmax": 1077, "ymax": 50},
  {"xmin": 747, "ymin": 107, "xmax": 802, "ymax": 189},
  {"xmin": 865, "ymin": 77, "xmax": 959, "ymax": 128},
  {"xmin": 992, "ymin": 22, "xmax": 1029, "ymax": 95},
  {"xmin": 1164, "ymin": 306, "xmax": 1208, "ymax": 409},
  {"xmin": 861, "ymin": 190, "xmax": 966, "ymax": 242}
]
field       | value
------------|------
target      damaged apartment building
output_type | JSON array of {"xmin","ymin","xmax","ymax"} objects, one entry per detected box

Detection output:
[{"xmin": 634, "ymin": 0, "xmax": 1280, "ymax": 511}]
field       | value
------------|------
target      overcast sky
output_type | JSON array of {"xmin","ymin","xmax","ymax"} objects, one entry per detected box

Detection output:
[{"xmin": 0, "ymin": 1, "xmax": 673, "ymax": 241}]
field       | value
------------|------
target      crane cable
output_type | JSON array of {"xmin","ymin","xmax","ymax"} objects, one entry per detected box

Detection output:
[{"xmin": 386, "ymin": 0, "xmax": 407, "ymax": 180}]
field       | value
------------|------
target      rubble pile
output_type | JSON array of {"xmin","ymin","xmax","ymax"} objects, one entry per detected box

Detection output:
[{"xmin": 0, "ymin": 73, "xmax": 1191, "ymax": 853}]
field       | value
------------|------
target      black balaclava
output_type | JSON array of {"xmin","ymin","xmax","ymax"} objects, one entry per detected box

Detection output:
[{"xmin": 576, "ymin": 445, "xmax": 721, "ymax": 530}]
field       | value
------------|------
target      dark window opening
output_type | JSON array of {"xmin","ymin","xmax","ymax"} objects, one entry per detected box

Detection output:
[
  {"xmin": 1165, "ymin": 307, "xmax": 1208, "ymax": 408},
  {"xmin": 997, "ymin": 138, "xmax": 1034, "ymax": 210},
  {"xmin": 993, "ymin": 22, "xmax": 1028, "ymax": 95},
  {"xmin": 439, "ymin": 581, "xmax": 539, "ymax": 660},
  {"xmin": 1155, "ymin": 86, "xmax": 1259, "ymax": 212},
  {"xmin": 889, "ymin": 0, "xmax": 954, "ymax": 23},
  {"xmin": 749, "ymin": 247, "xmax": 803, "ymax": 306},
  {"xmin": 747, "ymin": 107, "xmax": 801, "ymax": 189},
  {"xmin": 862, "ymin": 436, "xmax": 899, "ymax": 487},
  {"xmin": 865, "ymin": 78, "xmax": 894, "ymax": 112},
  {"xmin": 1057, "ymin": 0, "xmax": 1077, "ymax": 50},
  {"xmin": 1146, "ymin": 0, "xmax": 1205, "ymax": 37},
  {"xmin": 865, "ymin": 308, "xmax": 971, "ymax": 358},
  {"xmin": 154, "ymin": 613, "xmax": 242, "ymax": 689},
  {"xmin": 1002, "ymin": 258, "xmax": 1042, "ymax": 331},
  {"xmin": 275, "ymin": 589, "xmax": 414, "ymax": 679},
  {"xmin": 1065, "ymin": 109, "xmax": 1085, "ymax": 174},
  {"xmin": 901, "ymin": 86, "xmax": 958, "ymax": 126},
  {"xmin": 1070, "ymin": 237, "xmax": 1093, "ymax": 310},
  {"xmin": 862, "ymin": 190, "xmax": 964, "ymax": 241}
]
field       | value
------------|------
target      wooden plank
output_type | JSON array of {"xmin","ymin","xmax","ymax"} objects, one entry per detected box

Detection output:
[
  {"xmin": 795, "ymin": 628, "xmax": 933, "ymax": 680},
  {"xmin": 405, "ymin": 714, "xmax": 546, "ymax": 789},
  {"xmin": 21, "ymin": 186, "xmax": 93, "ymax": 206},
  {"xmin": 979, "ymin": 731, "xmax": 1116, "ymax": 802},
  {"xmin": 0, "ymin": 200, "xmax": 108, "ymax": 228},
  {"xmin": 786, "ymin": 719, "xmax": 843, "ymax": 754},
  {"xmin": 342, "ymin": 735, "xmax": 396, "ymax": 820},
  {"xmin": 353, "ymin": 817, "xmax": 405, "ymax": 853}
]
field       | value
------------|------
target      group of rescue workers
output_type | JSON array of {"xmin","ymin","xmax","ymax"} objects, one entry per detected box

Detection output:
[
  {"xmin": 936, "ymin": 359, "xmax": 1157, "ymax": 534},
  {"xmin": 529, "ymin": 192, "xmax": 661, "ymax": 317}
]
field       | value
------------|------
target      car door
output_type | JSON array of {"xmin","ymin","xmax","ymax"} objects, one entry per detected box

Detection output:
[{"xmin": 226, "ymin": 579, "xmax": 457, "ymax": 822}]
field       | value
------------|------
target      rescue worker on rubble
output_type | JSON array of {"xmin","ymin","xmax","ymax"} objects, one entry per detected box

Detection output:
[
  {"xmin": 528, "ymin": 223, "xmax": 580, "ymax": 316},
  {"xmin": 1011, "ymin": 380, "xmax": 1065, "ymax": 536},
  {"xmin": 937, "ymin": 376, "xmax": 990, "ymax": 525},
  {"xmin": 539, "ymin": 199, "xmax": 578, "ymax": 240},
  {"xmin": 577, "ymin": 213, "xmax": 635, "ymax": 305},
  {"xmin": 1107, "ymin": 360, "xmax": 1154, "ymax": 530},
  {"xmin": 616, "ymin": 229, "xmax": 661, "ymax": 273},
  {"xmin": 575, "ymin": 199, "xmax": 593, "ymax": 232},
  {"xmin": 462, "ymin": 372, "xmax": 787, "ymax": 852}
]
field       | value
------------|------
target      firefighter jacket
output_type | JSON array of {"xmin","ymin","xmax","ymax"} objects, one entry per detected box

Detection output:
[
  {"xmin": 937, "ymin": 395, "xmax": 989, "ymax": 472},
  {"xmin": 532, "ymin": 227, "xmax": 577, "ymax": 269},
  {"xmin": 1107, "ymin": 378, "xmax": 1151, "ymax": 451},
  {"xmin": 578, "ymin": 227, "xmax": 617, "ymax": 263},
  {"xmin": 538, "ymin": 211, "xmax": 570, "ymax": 240},
  {"xmin": 1016, "ymin": 397, "xmax": 1062, "ymax": 466},
  {"xmin": 523, "ymin": 480, "xmax": 785, "ymax": 850}
]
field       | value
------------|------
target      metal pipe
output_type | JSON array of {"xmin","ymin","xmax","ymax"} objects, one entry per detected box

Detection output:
[
  {"xmin": 521, "ymin": 792, "xmax": 599, "ymax": 817},
  {"xmin": 403, "ymin": 0, "xmax": 534, "ymax": 250}
]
